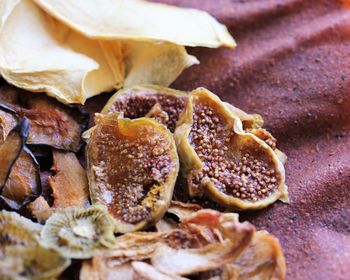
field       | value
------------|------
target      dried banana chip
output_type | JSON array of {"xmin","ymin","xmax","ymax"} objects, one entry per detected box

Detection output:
[
  {"xmin": 33, "ymin": 0, "xmax": 235, "ymax": 48},
  {"xmin": 40, "ymin": 206, "xmax": 116, "ymax": 259},
  {"xmin": 174, "ymin": 88, "xmax": 288, "ymax": 210}
]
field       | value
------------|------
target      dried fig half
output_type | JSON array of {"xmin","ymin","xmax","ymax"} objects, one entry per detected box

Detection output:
[
  {"xmin": 174, "ymin": 88, "xmax": 288, "ymax": 210},
  {"xmin": 101, "ymin": 85, "xmax": 188, "ymax": 132},
  {"xmin": 1, "ymin": 147, "xmax": 41, "ymax": 211},
  {"xmin": 40, "ymin": 206, "xmax": 116, "ymax": 259},
  {"xmin": 86, "ymin": 113, "xmax": 179, "ymax": 232}
]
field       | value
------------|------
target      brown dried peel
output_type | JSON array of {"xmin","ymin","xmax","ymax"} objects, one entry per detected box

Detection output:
[
  {"xmin": 101, "ymin": 85, "xmax": 189, "ymax": 132},
  {"xmin": 86, "ymin": 113, "xmax": 179, "ymax": 233},
  {"xmin": 174, "ymin": 88, "xmax": 288, "ymax": 210}
]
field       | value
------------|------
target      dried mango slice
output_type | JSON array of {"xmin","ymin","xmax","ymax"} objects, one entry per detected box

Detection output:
[
  {"xmin": 101, "ymin": 85, "xmax": 188, "ymax": 132},
  {"xmin": 86, "ymin": 113, "xmax": 179, "ymax": 232},
  {"xmin": 33, "ymin": 0, "xmax": 235, "ymax": 48},
  {"xmin": 1, "ymin": 245, "xmax": 70, "ymax": 280},
  {"xmin": 174, "ymin": 88, "xmax": 288, "ymax": 210},
  {"xmin": 40, "ymin": 206, "xmax": 116, "ymax": 259}
]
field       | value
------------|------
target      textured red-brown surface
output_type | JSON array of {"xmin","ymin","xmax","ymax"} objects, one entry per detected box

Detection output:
[{"xmin": 87, "ymin": 1, "xmax": 350, "ymax": 279}]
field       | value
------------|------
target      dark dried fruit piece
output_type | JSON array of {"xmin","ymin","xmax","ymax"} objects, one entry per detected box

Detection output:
[
  {"xmin": 101, "ymin": 85, "xmax": 188, "ymax": 132},
  {"xmin": 49, "ymin": 150, "xmax": 89, "ymax": 208},
  {"xmin": 1, "ymin": 147, "xmax": 41, "ymax": 210},
  {"xmin": 40, "ymin": 206, "xmax": 116, "ymax": 259},
  {"xmin": 0, "ymin": 118, "xmax": 29, "ymax": 189},
  {"xmin": 175, "ymin": 88, "xmax": 288, "ymax": 210},
  {"xmin": 0, "ymin": 85, "xmax": 89, "ymax": 151},
  {"xmin": 0, "ymin": 104, "xmax": 18, "ymax": 144},
  {"xmin": 86, "ymin": 113, "xmax": 179, "ymax": 232}
]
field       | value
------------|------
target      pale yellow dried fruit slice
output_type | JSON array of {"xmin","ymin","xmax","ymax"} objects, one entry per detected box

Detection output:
[
  {"xmin": 174, "ymin": 88, "xmax": 288, "ymax": 210},
  {"xmin": 0, "ymin": 0, "xmax": 20, "ymax": 30},
  {"xmin": 33, "ymin": 0, "xmax": 235, "ymax": 48},
  {"xmin": 132, "ymin": 261, "xmax": 189, "ymax": 280},
  {"xmin": 0, "ymin": 0, "xmax": 98, "ymax": 104},
  {"xmin": 40, "ymin": 206, "xmax": 116, "ymax": 259},
  {"xmin": 86, "ymin": 113, "xmax": 179, "ymax": 233}
]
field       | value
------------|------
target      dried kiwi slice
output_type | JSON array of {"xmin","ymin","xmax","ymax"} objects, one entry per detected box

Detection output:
[
  {"xmin": 174, "ymin": 88, "xmax": 288, "ymax": 210},
  {"xmin": 101, "ymin": 85, "xmax": 188, "ymax": 132},
  {"xmin": 86, "ymin": 113, "xmax": 179, "ymax": 232},
  {"xmin": 40, "ymin": 206, "xmax": 116, "ymax": 259},
  {"xmin": 1, "ymin": 246, "xmax": 70, "ymax": 280},
  {"xmin": 0, "ymin": 210, "xmax": 41, "ymax": 249}
]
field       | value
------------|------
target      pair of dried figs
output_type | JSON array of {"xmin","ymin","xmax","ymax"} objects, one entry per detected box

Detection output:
[{"xmin": 85, "ymin": 85, "xmax": 288, "ymax": 233}]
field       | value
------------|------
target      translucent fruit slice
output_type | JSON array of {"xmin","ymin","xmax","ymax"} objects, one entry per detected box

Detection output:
[
  {"xmin": 86, "ymin": 113, "xmax": 179, "ymax": 232},
  {"xmin": 40, "ymin": 206, "xmax": 116, "ymax": 259},
  {"xmin": 174, "ymin": 88, "xmax": 288, "ymax": 210},
  {"xmin": 101, "ymin": 85, "xmax": 188, "ymax": 132}
]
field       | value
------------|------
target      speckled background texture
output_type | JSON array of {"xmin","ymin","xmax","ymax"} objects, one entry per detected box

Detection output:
[{"xmin": 86, "ymin": 0, "xmax": 350, "ymax": 279}]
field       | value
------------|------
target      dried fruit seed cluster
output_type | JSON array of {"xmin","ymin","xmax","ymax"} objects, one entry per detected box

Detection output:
[
  {"xmin": 109, "ymin": 93, "xmax": 186, "ymax": 132},
  {"xmin": 93, "ymin": 123, "xmax": 174, "ymax": 225},
  {"xmin": 189, "ymin": 103, "xmax": 278, "ymax": 201}
]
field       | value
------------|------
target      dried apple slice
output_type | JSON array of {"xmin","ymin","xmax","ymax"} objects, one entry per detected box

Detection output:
[
  {"xmin": 174, "ymin": 88, "xmax": 288, "ymax": 210},
  {"xmin": 41, "ymin": 206, "xmax": 116, "ymax": 259},
  {"xmin": 86, "ymin": 113, "xmax": 179, "ymax": 232},
  {"xmin": 0, "ymin": 118, "xmax": 29, "ymax": 189},
  {"xmin": 1, "ymin": 147, "xmax": 41, "ymax": 211},
  {"xmin": 101, "ymin": 85, "xmax": 188, "ymax": 132}
]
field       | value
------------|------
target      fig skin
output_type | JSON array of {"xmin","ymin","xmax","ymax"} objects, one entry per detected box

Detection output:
[
  {"xmin": 101, "ymin": 85, "xmax": 188, "ymax": 132},
  {"xmin": 174, "ymin": 88, "xmax": 288, "ymax": 210},
  {"xmin": 86, "ymin": 113, "xmax": 179, "ymax": 233}
]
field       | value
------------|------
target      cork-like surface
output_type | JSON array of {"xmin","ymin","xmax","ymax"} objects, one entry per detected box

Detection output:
[{"xmin": 85, "ymin": 0, "xmax": 350, "ymax": 279}]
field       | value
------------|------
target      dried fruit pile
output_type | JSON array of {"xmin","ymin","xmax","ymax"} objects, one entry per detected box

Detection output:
[{"xmin": 0, "ymin": 83, "xmax": 287, "ymax": 279}]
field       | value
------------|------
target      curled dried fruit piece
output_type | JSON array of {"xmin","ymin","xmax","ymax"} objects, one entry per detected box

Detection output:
[
  {"xmin": 0, "ymin": 103, "xmax": 17, "ymax": 143},
  {"xmin": 0, "ymin": 85, "xmax": 89, "ymax": 151},
  {"xmin": 0, "ymin": 210, "xmax": 41, "ymax": 249},
  {"xmin": 174, "ymin": 88, "xmax": 288, "ymax": 210},
  {"xmin": 86, "ymin": 113, "xmax": 179, "ymax": 232},
  {"xmin": 1, "ymin": 245, "xmax": 70, "ymax": 280},
  {"xmin": 101, "ymin": 85, "xmax": 188, "ymax": 132},
  {"xmin": 0, "ymin": 118, "xmax": 29, "ymax": 189},
  {"xmin": 1, "ymin": 147, "xmax": 41, "ymax": 210},
  {"xmin": 40, "ymin": 206, "xmax": 116, "ymax": 259},
  {"xmin": 151, "ymin": 210, "xmax": 255, "ymax": 275}
]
